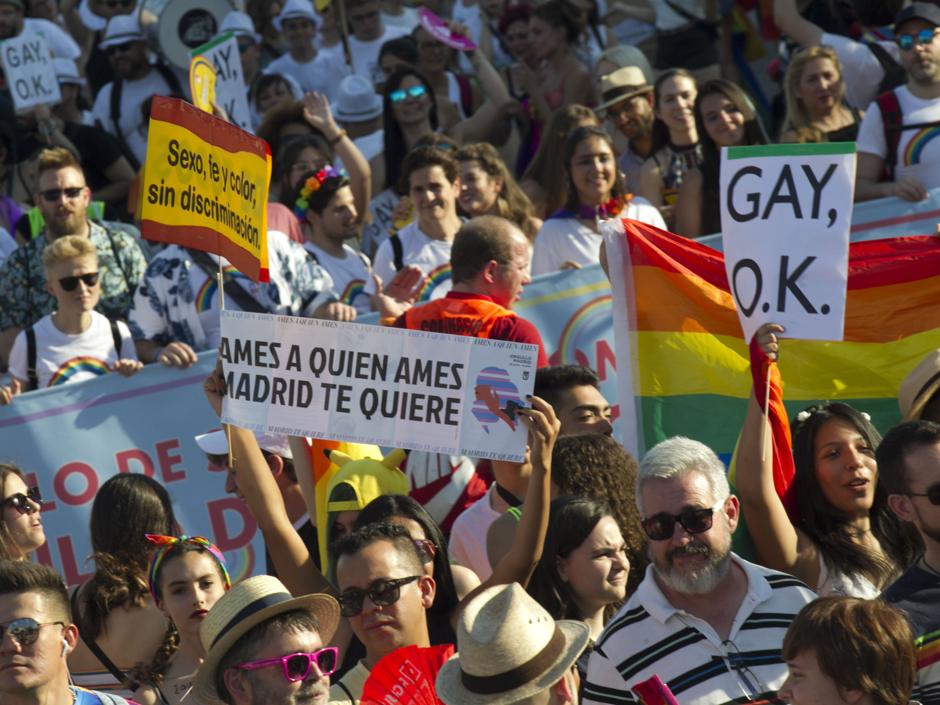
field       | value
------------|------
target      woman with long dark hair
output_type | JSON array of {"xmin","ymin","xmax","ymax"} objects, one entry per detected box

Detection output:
[
  {"xmin": 0, "ymin": 462, "xmax": 44, "ymax": 560},
  {"xmin": 532, "ymin": 125, "xmax": 664, "ymax": 275},
  {"xmin": 736, "ymin": 323, "xmax": 920, "ymax": 596},
  {"xmin": 675, "ymin": 79, "xmax": 767, "ymax": 238}
]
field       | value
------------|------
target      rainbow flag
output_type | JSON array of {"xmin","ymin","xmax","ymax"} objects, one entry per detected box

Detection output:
[{"xmin": 609, "ymin": 220, "xmax": 940, "ymax": 463}]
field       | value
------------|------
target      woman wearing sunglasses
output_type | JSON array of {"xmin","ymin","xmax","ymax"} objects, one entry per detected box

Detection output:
[
  {"xmin": 0, "ymin": 463, "xmax": 45, "ymax": 560},
  {"xmin": 735, "ymin": 323, "xmax": 919, "ymax": 597},
  {"xmin": 1, "ymin": 234, "xmax": 140, "ymax": 404}
]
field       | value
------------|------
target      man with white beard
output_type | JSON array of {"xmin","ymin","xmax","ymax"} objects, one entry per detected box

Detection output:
[{"xmin": 582, "ymin": 437, "xmax": 815, "ymax": 705}]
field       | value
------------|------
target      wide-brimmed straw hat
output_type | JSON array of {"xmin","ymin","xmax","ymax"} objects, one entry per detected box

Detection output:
[
  {"xmin": 899, "ymin": 349, "xmax": 940, "ymax": 421},
  {"xmin": 194, "ymin": 575, "xmax": 340, "ymax": 704},
  {"xmin": 436, "ymin": 583, "xmax": 590, "ymax": 705},
  {"xmin": 595, "ymin": 66, "xmax": 652, "ymax": 113}
]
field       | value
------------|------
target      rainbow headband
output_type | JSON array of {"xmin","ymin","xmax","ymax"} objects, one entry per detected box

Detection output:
[
  {"xmin": 293, "ymin": 166, "xmax": 348, "ymax": 219},
  {"xmin": 145, "ymin": 534, "xmax": 232, "ymax": 603}
]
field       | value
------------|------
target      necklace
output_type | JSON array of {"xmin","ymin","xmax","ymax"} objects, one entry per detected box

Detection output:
[{"xmin": 573, "ymin": 197, "xmax": 627, "ymax": 220}]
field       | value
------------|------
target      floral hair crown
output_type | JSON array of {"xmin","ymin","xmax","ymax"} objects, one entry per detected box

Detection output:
[
  {"xmin": 794, "ymin": 406, "xmax": 871, "ymax": 424},
  {"xmin": 145, "ymin": 534, "xmax": 232, "ymax": 603},
  {"xmin": 293, "ymin": 166, "xmax": 348, "ymax": 218}
]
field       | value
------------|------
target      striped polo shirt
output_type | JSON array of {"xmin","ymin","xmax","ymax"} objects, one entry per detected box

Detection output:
[
  {"xmin": 883, "ymin": 563, "xmax": 940, "ymax": 705},
  {"xmin": 583, "ymin": 554, "xmax": 815, "ymax": 705}
]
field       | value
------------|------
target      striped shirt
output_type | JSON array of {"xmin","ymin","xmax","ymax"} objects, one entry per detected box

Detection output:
[
  {"xmin": 883, "ymin": 563, "xmax": 940, "ymax": 705},
  {"xmin": 583, "ymin": 554, "xmax": 815, "ymax": 705}
]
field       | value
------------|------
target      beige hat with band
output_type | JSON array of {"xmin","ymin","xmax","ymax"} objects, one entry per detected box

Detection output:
[
  {"xmin": 595, "ymin": 66, "xmax": 652, "ymax": 113},
  {"xmin": 194, "ymin": 575, "xmax": 340, "ymax": 704},
  {"xmin": 436, "ymin": 583, "xmax": 590, "ymax": 705},
  {"xmin": 899, "ymin": 349, "xmax": 940, "ymax": 421}
]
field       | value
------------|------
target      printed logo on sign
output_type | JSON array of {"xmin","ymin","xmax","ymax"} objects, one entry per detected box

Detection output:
[{"xmin": 472, "ymin": 366, "xmax": 524, "ymax": 434}]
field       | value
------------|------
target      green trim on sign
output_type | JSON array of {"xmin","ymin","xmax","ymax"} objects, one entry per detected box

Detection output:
[
  {"xmin": 191, "ymin": 31, "xmax": 234, "ymax": 57},
  {"xmin": 726, "ymin": 142, "xmax": 856, "ymax": 159}
]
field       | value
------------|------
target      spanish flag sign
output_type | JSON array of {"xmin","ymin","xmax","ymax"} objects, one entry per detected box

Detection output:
[{"xmin": 140, "ymin": 96, "xmax": 271, "ymax": 282}]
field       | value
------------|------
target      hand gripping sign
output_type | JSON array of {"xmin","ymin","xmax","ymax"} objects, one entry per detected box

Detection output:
[
  {"xmin": 141, "ymin": 96, "xmax": 271, "ymax": 281},
  {"xmin": 720, "ymin": 142, "xmax": 856, "ymax": 343}
]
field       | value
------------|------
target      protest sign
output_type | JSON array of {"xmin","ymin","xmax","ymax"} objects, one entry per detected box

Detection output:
[
  {"xmin": 0, "ymin": 28, "xmax": 60, "ymax": 112},
  {"xmin": 720, "ymin": 142, "xmax": 856, "ymax": 342},
  {"xmin": 219, "ymin": 311, "xmax": 539, "ymax": 461},
  {"xmin": 191, "ymin": 32, "xmax": 253, "ymax": 132},
  {"xmin": 141, "ymin": 96, "xmax": 271, "ymax": 281},
  {"xmin": 0, "ymin": 353, "xmax": 262, "ymax": 586}
]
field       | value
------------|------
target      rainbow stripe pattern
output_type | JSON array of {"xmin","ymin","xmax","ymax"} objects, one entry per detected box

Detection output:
[
  {"xmin": 471, "ymin": 366, "xmax": 523, "ymax": 434},
  {"xmin": 417, "ymin": 263, "xmax": 452, "ymax": 302},
  {"xmin": 196, "ymin": 265, "xmax": 251, "ymax": 312},
  {"xmin": 620, "ymin": 220, "xmax": 940, "ymax": 461},
  {"xmin": 340, "ymin": 279, "xmax": 367, "ymax": 307},
  {"xmin": 904, "ymin": 126, "xmax": 940, "ymax": 166},
  {"xmin": 48, "ymin": 357, "xmax": 111, "ymax": 387}
]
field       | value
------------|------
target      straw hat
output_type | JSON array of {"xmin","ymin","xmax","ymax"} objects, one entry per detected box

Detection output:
[
  {"xmin": 100, "ymin": 13, "xmax": 145, "ymax": 49},
  {"xmin": 436, "ymin": 583, "xmax": 590, "ymax": 705},
  {"xmin": 194, "ymin": 575, "xmax": 340, "ymax": 704},
  {"xmin": 334, "ymin": 75, "xmax": 383, "ymax": 123},
  {"xmin": 595, "ymin": 66, "xmax": 652, "ymax": 113},
  {"xmin": 899, "ymin": 349, "xmax": 940, "ymax": 420}
]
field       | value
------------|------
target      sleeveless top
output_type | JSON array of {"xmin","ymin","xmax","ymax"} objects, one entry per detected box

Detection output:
[
  {"xmin": 651, "ymin": 141, "xmax": 703, "ymax": 206},
  {"xmin": 817, "ymin": 553, "xmax": 880, "ymax": 599}
]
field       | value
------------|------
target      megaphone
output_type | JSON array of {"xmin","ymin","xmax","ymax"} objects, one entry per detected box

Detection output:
[{"xmin": 139, "ymin": 0, "xmax": 235, "ymax": 70}]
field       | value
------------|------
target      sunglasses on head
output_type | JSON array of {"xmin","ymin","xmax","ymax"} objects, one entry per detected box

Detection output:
[
  {"xmin": 390, "ymin": 85, "xmax": 427, "ymax": 103},
  {"xmin": 897, "ymin": 28, "xmax": 937, "ymax": 51},
  {"xmin": 640, "ymin": 499, "xmax": 725, "ymax": 541},
  {"xmin": 3, "ymin": 486, "xmax": 42, "ymax": 515},
  {"xmin": 40, "ymin": 187, "xmax": 84, "ymax": 203},
  {"xmin": 106, "ymin": 42, "xmax": 136, "ymax": 56},
  {"xmin": 338, "ymin": 575, "xmax": 420, "ymax": 617},
  {"xmin": 58, "ymin": 272, "xmax": 99, "ymax": 292},
  {"xmin": 905, "ymin": 482, "xmax": 940, "ymax": 505},
  {"xmin": 0, "ymin": 618, "xmax": 63, "ymax": 646},
  {"xmin": 233, "ymin": 648, "xmax": 339, "ymax": 682}
]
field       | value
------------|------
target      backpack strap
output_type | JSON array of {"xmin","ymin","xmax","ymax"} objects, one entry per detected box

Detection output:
[
  {"xmin": 110, "ymin": 319, "xmax": 123, "ymax": 358},
  {"xmin": 107, "ymin": 77, "xmax": 141, "ymax": 171},
  {"xmin": 455, "ymin": 73, "xmax": 473, "ymax": 118},
  {"xmin": 189, "ymin": 249, "xmax": 268, "ymax": 314},
  {"xmin": 25, "ymin": 326, "xmax": 38, "ymax": 391},
  {"xmin": 867, "ymin": 41, "xmax": 907, "ymax": 95},
  {"xmin": 390, "ymin": 233, "xmax": 404, "ymax": 272},
  {"xmin": 102, "ymin": 224, "xmax": 133, "ymax": 297},
  {"xmin": 69, "ymin": 589, "xmax": 131, "ymax": 688},
  {"xmin": 876, "ymin": 90, "xmax": 902, "ymax": 182}
]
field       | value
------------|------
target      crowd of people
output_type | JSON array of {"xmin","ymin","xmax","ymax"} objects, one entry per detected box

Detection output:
[{"xmin": 2, "ymin": 0, "xmax": 940, "ymax": 704}]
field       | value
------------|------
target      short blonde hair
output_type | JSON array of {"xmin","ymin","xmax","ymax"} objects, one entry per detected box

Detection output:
[{"xmin": 42, "ymin": 235, "xmax": 97, "ymax": 275}]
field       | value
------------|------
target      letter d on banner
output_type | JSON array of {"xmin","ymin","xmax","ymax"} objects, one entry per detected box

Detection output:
[{"xmin": 719, "ymin": 142, "xmax": 856, "ymax": 343}]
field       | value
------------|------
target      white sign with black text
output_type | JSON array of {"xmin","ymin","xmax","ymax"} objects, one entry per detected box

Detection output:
[
  {"xmin": 0, "ymin": 29, "xmax": 61, "ymax": 112},
  {"xmin": 720, "ymin": 142, "xmax": 856, "ymax": 342},
  {"xmin": 191, "ymin": 33, "xmax": 252, "ymax": 132}
]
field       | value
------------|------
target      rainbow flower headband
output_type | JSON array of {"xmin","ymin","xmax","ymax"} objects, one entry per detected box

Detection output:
[
  {"xmin": 145, "ymin": 534, "xmax": 232, "ymax": 603},
  {"xmin": 294, "ymin": 166, "xmax": 347, "ymax": 218}
]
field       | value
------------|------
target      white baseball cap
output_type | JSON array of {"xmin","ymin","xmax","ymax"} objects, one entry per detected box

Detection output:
[{"xmin": 194, "ymin": 428, "xmax": 293, "ymax": 459}]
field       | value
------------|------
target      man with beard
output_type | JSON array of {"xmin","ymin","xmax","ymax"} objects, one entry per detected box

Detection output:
[
  {"xmin": 0, "ymin": 147, "xmax": 146, "ymax": 370},
  {"xmin": 0, "ymin": 0, "xmax": 79, "ymax": 61},
  {"xmin": 856, "ymin": 3, "xmax": 940, "ymax": 202},
  {"xmin": 594, "ymin": 66, "xmax": 654, "ymax": 194},
  {"xmin": 878, "ymin": 421, "xmax": 940, "ymax": 705},
  {"xmin": 582, "ymin": 437, "xmax": 815, "ymax": 705}
]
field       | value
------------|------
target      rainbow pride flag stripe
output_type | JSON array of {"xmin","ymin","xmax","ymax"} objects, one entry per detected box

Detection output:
[{"xmin": 48, "ymin": 356, "xmax": 111, "ymax": 387}]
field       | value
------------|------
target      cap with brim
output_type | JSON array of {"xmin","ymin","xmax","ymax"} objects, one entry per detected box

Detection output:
[
  {"xmin": 100, "ymin": 14, "xmax": 146, "ymax": 49},
  {"xmin": 435, "ymin": 584, "xmax": 590, "ymax": 705},
  {"xmin": 895, "ymin": 2, "xmax": 940, "ymax": 30},
  {"xmin": 194, "ymin": 575, "xmax": 340, "ymax": 705},
  {"xmin": 194, "ymin": 428, "xmax": 293, "ymax": 459},
  {"xmin": 273, "ymin": 0, "xmax": 319, "ymax": 32},
  {"xmin": 595, "ymin": 66, "xmax": 652, "ymax": 113},
  {"xmin": 899, "ymin": 349, "xmax": 940, "ymax": 420},
  {"xmin": 219, "ymin": 11, "xmax": 262, "ymax": 44},
  {"xmin": 333, "ymin": 75, "xmax": 383, "ymax": 122}
]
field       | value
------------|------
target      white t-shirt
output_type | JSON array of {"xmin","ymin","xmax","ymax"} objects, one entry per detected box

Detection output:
[
  {"xmin": 92, "ymin": 68, "xmax": 178, "ymax": 165},
  {"xmin": 347, "ymin": 25, "xmax": 410, "ymax": 86},
  {"xmin": 821, "ymin": 32, "xmax": 900, "ymax": 111},
  {"xmin": 856, "ymin": 85, "xmax": 940, "ymax": 191},
  {"xmin": 9, "ymin": 311, "xmax": 136, "ymax": 389},
  {"xmin": 532, "ymin": 198, "xmax": 666, "ymax": 275},
  {"xmin": 448, "ymin": 484, "xmax": 501, "ymax": 582},
  {"xmin": 365, "ymin": 220, "xmax": 453, "ymax": 300},
  {"xmin": 303, "ymin": 241, "xmax": 372, "ymax": 313},
  {"xmin": 265, "ymin": 51, "xmax": 348, "ymax": 102},
  {"xmin": 352, "ymin": 128, "xmax": 383, "ymax": 162},
  {"xmin": 24, "ymin": 18, "xmax": 81, "ymax": 60}
]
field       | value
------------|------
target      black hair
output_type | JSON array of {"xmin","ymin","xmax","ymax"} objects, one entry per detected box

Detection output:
[
  {"xmin": 0, "ymin": 559, "xmax": 70, "ymax": 621},
  {"xmin": 334, "ymin": 521, "xmax": 425, "ymax": 577},
  {"xmin": 876, "ymin": 420, "xmax": 940, "ymax": 496},
  {"xmin": 379, "ymin": 35, "xmax": 419, "ymax": 66},
  {"xmin": 534, "ymin": 365, "xmax": 600, "ymax": 412},
  {"xmin": 650, "ymin": 69, "xmax": 697, "ymax": 154},
  {"xmin": 562, "ymin": 126, "xmax": 625, "ymax": 210},
  {"xmin": 398, "ymin": 144, "xmax": 459, "ymax": 197},
  {"xmin": 382, "ymin": 68, "xmax": 438, "ymax": 192}
]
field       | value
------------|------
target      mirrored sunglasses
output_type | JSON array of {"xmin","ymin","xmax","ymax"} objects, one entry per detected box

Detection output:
[
  {"xmin": 0, "ymin": 618, "xmax": 63, "ymax": 646},
  {"xmin": 390, "ymin": 85, "xmax": 427, "ymax": 103},
  {"xmin": 898, "ymin": 28, "xmax": 937, "ymax": 51}
]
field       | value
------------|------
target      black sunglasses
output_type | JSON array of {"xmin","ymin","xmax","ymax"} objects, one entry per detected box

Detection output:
[
  {"xmin": 106, "ymin": 42, "xmax": 136, "ymax": 56},
  {"xmin": 58, "ymin": 272, "xmax": 99, "ymax": 292},
  {"xmin": 640, "ymin": 500, "xmax": 725, "ymax": 541},
  {"xmin": 3, "ymin": 486, "xmax": 42, "ymax": 515},
  {"xmin": 40, "ymin": 187, "xmax": 84, "ymax": 202},
  {"xmin": 103, "ymin": 0, "xmax": 134, "ymax": 7},
  {"xmin": 906, "ymin": 482, "xmax": 940, "ymax": 505},
  {"xmin": 0, "ymin": 618, "xmax": 63, "ymax": 646},
  {"xmin": 338, "ymin": 576, "xmax": 421, "ymax": 617}
]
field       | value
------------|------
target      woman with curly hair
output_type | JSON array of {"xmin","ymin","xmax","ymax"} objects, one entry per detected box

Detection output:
[
  {"xmin": 455, "ymin": 142, "xmax": 542, "ymax": 240},
  {"xmin": 736, "ymin": 323, "xmax": 920, "ymax": 596},
  {"xmin": 68, "ymin": 474, "xmax": 178, "ymax": 696},
  {"xmin": 130, "ymin": 536, "xmax": 231, "ymax": 705},
  {"xmin": 0, "ymin": 462, "xmax": 45, "ymax": 560}
]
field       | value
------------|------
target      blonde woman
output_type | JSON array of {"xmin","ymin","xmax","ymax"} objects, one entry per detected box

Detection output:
[{"xmin": 781, "ymin": 46, "xmax": 861, "ymax": 143}]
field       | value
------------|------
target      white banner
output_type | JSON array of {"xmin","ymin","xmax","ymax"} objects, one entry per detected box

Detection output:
[
  {"xmin": 219, "ymin": 311, "xmax": 539, "ymax": 461},
  {"xmin": 0, "ymin": 29, "xmax": 60, "ymax": 112},
  {"xmin": 191, "ymin": 33, "xmax": 252, "ymax": 132},
  {"xmin": 719, "ymin": 143, "xmax": 856, "ymax": 342}
]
